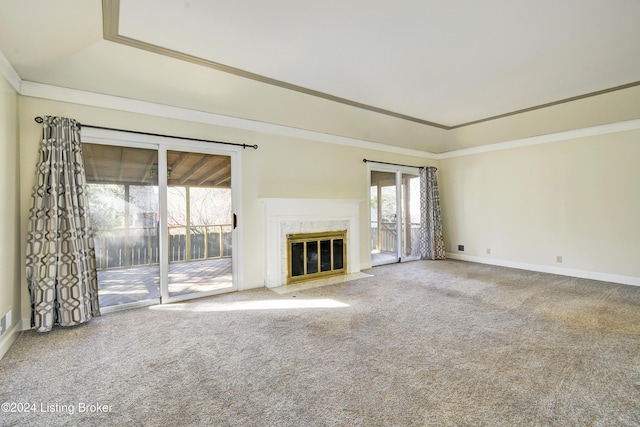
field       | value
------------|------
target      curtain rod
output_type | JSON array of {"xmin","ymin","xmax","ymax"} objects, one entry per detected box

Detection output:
[
  {"xmin": 34, "ymin": 116, "xmax": 258, "ymax": 150},
  {"xmin": 363, "ymin": 158, "xmax": 435, "ymax": 170}
]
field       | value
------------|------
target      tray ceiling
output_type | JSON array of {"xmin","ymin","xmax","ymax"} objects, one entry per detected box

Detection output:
[
  {"xmin": 1, "ymin": 0, "xmax": 639, "ymax": 153},
  {"xmin": 114, "ymin": 0, "xmax": 640, "ymax": 127}
]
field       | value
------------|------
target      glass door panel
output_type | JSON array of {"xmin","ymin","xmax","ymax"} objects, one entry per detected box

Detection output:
[
  {"xmin": 306, "ymin": 241, "xmax": 319, "ymax": 274},
  {"xmin": 401, "ymin": 173, "xmax": 421, "ymax": 260},
  {"xmin": 166, "ymin": 151, "xmax": 234, "ymax": 298},
  {"xmin": 370, "ymin": 170, "xmax": 399, "ymax": 266},
  {"xmin": 83, "ymin": 143, "xmax": 160, "ymax": 309},
  {"xmin": 320, "ymin": 240, "xmax": 332, "ymax": 272},
  {"xmin": 333, "ymin": 240, "xmax": 344, "ymax": 269}
]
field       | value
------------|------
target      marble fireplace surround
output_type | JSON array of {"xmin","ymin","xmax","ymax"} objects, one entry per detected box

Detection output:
[{"xmin": 262, "ymin": 198, "xmax": 362, "ymax": 287}]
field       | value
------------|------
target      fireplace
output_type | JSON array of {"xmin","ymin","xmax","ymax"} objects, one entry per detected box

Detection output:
[
  {"xmin": 287, "ymin": 230, "xmax": 347, "ymax": 284},
  {"xmin": 261, "ymin": 198, "xmax": 362, "ymax": 288}
]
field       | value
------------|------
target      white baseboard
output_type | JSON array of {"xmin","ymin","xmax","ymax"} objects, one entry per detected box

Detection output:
[
  {"xmin": 446, "ymin": 253, "xmax": 640, "ymax": 287},
  {"xmin": 361, "ymin": 261, "xmax": 373, "ymax": 271},
  {"xmin": 240, "ymin": 280, "xmax": 265, "ymax": 291}
]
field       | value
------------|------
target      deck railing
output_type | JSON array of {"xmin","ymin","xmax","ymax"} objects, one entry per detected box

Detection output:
[
  {"xmin": 371, "ymin": 222, "xmax": 422, "ymax": 257},
  {"xmin": 94, "ymin": 224, "xmax": 232, "ymax": 270}
]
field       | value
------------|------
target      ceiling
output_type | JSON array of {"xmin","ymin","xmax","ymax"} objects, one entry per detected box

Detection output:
[
  {"xmin": 1, "ymin": 0, "xmax": 639, "ymax": 153},
  {"xmin": 83, "ymin": 143, "xmax": 231, "ymax": 188}
]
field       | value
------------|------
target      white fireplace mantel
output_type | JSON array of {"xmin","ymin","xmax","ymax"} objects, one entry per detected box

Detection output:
[{"xmin": 261, "ymin": 198, "xmax": 362, "ymax": 287}]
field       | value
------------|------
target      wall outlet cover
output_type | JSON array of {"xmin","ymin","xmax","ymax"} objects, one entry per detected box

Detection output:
[{"xmin": 0, "ymin": 309, "xmax": 9, "ymax": 337}]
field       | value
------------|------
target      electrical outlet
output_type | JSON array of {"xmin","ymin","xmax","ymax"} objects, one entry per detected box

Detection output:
[
  {"xmin": 457, "ymin": 245, "xmax": 464, "ymax": 252},
  {"xmin": 486, "ymin": 248, "xmax": 491, "ymax": 255},
  {"xmin": 0, "ymin": 309, "xmax": 11, "ymax": 337},
  {"xmin": 556, "ymin": 256, "xmax": 563, "ymax": 263}
]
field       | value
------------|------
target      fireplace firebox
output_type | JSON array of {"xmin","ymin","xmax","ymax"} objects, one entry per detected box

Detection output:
[{"xmin": 287, "ymin": 230, "xmax": 347, "ymax": 284}]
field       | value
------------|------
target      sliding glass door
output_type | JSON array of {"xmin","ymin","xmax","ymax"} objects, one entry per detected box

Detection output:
[
  {"xmin": 370, "ymin": 168, "xmax": 421, "ymax": 266},
  {"xmin": 83, "ymin": 137, "xmax": 237, "ymax": 310},
  {"xmin": 84, "ymin": 143, "xmax": 161, "ymax": 308},
  {"xmin": 166, "ymin": 150, "xmax": 234, "ymax": 299}
]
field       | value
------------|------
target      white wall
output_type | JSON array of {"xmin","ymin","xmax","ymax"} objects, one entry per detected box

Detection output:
[
  {"xmin": 0, "ymin": 74, "xmax": 21, "ymax": 357},
  {"xmin": 439, "ymin": 128, "xmax": 640, "ymax": 282},
  {"xmin": 17, "ymin": 96, "xmax": 437, "ymax": 321}
]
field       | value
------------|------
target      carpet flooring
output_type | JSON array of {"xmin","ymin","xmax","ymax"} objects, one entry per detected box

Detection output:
[{"xmin": 1, "ymin": 259, "xmax": 640, "ymax": 426}]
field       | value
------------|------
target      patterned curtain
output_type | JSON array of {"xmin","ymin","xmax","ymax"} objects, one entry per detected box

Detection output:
[
  {"xmin": 419, "ymin": 167, "xmax": 446, "ymax": 260},
  {"xmin": 26, "ymin": 116, "xmax": 100, "ymax": 332}
]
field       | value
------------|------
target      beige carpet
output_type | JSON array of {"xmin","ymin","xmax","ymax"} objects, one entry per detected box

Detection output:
[{"xmin": 2, "ymin": 260, "xmax": 640, "ymax": 426}]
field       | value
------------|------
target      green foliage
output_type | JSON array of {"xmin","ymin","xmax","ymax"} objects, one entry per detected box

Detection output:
[
  {"xmin": 86, "ymin": 184, "xmax": 125, "ymax": 234},
  {"xmin": 167, "ymin": 186, "xmax": 232, "ymax": 228}
]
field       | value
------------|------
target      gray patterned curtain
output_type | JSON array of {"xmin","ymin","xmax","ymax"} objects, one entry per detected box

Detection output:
[
  {"xmin": 26, "ymin": 116, "xmax": 100, "ymax": 332},
  {"xmin": 419, "ymin": 166, "xmax": 446, "ymax": 260}
]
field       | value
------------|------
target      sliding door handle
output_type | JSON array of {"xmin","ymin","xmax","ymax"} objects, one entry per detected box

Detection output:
[{"xmin": 233, "ymin": 213, "xmax": 237, "ymax": 229}]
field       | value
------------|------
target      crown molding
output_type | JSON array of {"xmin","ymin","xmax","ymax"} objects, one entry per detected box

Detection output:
[
  {"xmin": 0, "ymin": 50, "xmax": 21, "ymax": 93},
  {"xmin": 12, "ymin": 77, "xmax": 640, "ymax": 161},
  {"xmin": 19, "ymin": 81, "xmax": 439, "ymax": 159},
  {"xmin": 438, "ymin": 119, "xmax": 640, "ymax": 159},
  {"xmin": 0, "ymin": 41, "xmax": 436, "ymax": 159},
  {"xmin": 447, "ymin": 82, "xmax": 640, "ymax": 129}
]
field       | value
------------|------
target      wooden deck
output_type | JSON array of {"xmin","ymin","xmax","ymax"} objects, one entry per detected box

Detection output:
[{"xmin": 98, "ymin": 258, "xmax": 233, "ymax": 307}]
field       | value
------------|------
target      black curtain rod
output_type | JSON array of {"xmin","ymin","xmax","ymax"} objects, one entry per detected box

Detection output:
[
  {"xmin": 363, "ymin": 158, "xmax": 435, "ymax": 170},
  {"xmin": 34, "ymin": 116, "xmax": 258, "ymax": 150}
]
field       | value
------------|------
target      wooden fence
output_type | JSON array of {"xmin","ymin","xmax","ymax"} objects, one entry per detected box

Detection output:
[
  {"xmin": 93, "ymin": 224, "xmax": 232, "ymax": 270},
  {"xmin": 371, "ymin": 222, "xmax": 422, "ymax": 257}
]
